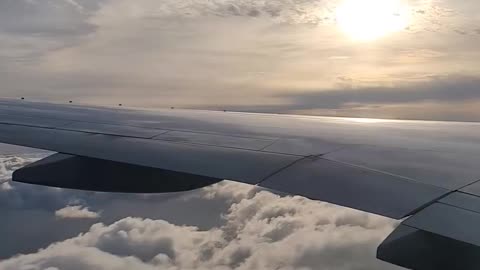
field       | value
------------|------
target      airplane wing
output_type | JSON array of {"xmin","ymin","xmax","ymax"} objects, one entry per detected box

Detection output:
[{"xmin": 1, "ymin": 98, "xmax": 480, "ymax": 269}]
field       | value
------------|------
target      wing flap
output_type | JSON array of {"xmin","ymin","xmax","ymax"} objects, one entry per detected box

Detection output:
[
  {"xmin": 404, "ymin": 202, "xmax": 480, "ymax": 245},
  {"xmin": 377, "ymin": 224, "xmax": 480, "ymax": 270},
  {"xmin": 259, "ymin": 157, "xmax": 448, "ymax": 219},
  {"xmin": 324, "ymin": 146, "xmax": 480, "ymax": 190},
  {"xmin": 378, "ymin": 192, "xmax": 480, "ymax": 269}
]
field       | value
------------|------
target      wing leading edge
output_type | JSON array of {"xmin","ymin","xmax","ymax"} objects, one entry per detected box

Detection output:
[{"xmin": 1, "ymin": 99, "xmax": 480, "ymax": 269}]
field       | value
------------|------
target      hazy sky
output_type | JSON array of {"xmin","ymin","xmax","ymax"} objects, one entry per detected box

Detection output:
[{"xmin": 1, "ymin": 0, "xmax": 479, "ymax": 120}]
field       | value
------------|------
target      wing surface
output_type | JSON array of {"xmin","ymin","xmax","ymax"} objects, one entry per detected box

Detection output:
[{"xmin": 2, "ymin": 99, "xmax": 480, "ymax": 269}]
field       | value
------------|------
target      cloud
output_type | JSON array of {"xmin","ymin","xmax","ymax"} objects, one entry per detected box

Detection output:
[
  {"xmin": 55, "ymin": 205, "xmax": 101, "ymax": 219},
  {"xmin": 0, "ymin": 182, "xmax": 12, "ymax": 191},
  {"xmin": 91, "ymin": 0, "xmax": 331, "ymax": 25},
  {"xmin": 0, "ymin": 181, "xmax": 401, "ymax": 270},
  {"xmin": 0, "ymin": 154, "xmax": 46, "ymax": 183},
  {"xmin": 278, "ymin": 75, "xmax": 480, "ymax": 110},
  {"xmin": 198, "ymin": 75, "xmax": 480, "ymax": 121},
  {"xmin": 0, "ymin": 152, "xmax": 236, "ymax": 258},
  {"xmin": 1, "ymin": 0, "xmax": 480, "ymax": 122},
  {"xmin": 0, "ymin": 0, "xmax": 97, "ymax": 36}
]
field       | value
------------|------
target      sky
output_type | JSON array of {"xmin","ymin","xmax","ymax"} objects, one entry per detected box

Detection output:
[
  {"xmin": 0, "ymin": 0, "xmax": 479, "ymax": 269},
  {"xmin": 0, "ymin": 0, "xmax": 480, "ymax": 121}
]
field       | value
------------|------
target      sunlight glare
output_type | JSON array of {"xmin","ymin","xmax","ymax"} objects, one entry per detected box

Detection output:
[
  {"xmin": 336, "ymin": 0, "xmax": 410, "ymax": 41},
  {"xmin": 345, "ymin": 117, "xmax": 389, "ymax": 123}
]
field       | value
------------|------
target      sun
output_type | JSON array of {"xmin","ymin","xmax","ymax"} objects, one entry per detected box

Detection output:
[{"xmin": 336, "ymin": 0, "xmax": 410, "ymax": 41}]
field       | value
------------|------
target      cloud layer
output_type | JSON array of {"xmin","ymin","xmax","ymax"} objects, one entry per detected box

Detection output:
[
  {"xmin": 0, "ymin": 151, "xmax": 401, "ymax": 269},
  {"xmin": 0, "ymin": 184, "xmax": 401, "ymax": 269}
]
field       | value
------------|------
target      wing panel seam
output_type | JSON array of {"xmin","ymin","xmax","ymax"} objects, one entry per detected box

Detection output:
[
  {"xmin": 0, "ymin": 109, "xmax": 278, "ymax": 140},
  {"xmin": 256, "ymin": 155, "xmax": 314, "ymax": 185},
  {"xmin": 0, "ymin": 122, "xmax": 300, "ymax": 157}
]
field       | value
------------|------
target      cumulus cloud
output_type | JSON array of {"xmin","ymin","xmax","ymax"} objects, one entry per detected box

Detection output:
[
  {"xmin": 0, "ymin": 181, "xmax": 401, "ymax": 270},
  {"xmin": 55, "ymin": 205, "xmax": 101, "ymax": 219}
]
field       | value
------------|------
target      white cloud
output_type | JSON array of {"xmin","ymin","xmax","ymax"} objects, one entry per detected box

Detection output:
[
  {"xmin": 0, "ymin": 181, "xmax": 402, "ymax": 270},
  {"xmin": 0, "ymin": 155, "xmax": 45, "ymax": 184},
  {"xmin": 55, "ymin": 205, "xmax": 101, "ymax": 219}
]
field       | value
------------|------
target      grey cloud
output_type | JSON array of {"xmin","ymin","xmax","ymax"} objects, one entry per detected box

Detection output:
[
  {"xmin": 91, "ymin": 0, "xmax": 330, "ymax": 25},
  {"xmin": 0, "ymin": 0, "xmax": 98, "ymax": 37},
  {"xmin": 197, "ymin": 76, "xmax": 480, "ymax": 121},
  {"xmin": 279, "ymin": 75, "xmax": 480, "ymax": 109},
  {"xmin": 454, "ymin": 29, "xmax": 467, "ymax": 35},
  {"xmin": 209, "ymin": 0, "xmax": 326, "ymax": 23},
  {"xmin": 0, "ymin": 0, "xmax": 102, "ymax": 68},
  {"xmin": 228, "ymin": 76, "xmax": 480, "ymax": 113}
]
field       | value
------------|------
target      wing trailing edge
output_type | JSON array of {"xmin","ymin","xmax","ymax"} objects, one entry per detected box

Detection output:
[{"xmin": 378, "ymin": 191, "xmax": 480, "ymax": 269}]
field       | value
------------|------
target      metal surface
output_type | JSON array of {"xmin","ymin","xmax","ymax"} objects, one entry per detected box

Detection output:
[
  {"xmin": 14, "ymin": 153, "xmax": 222, "ymax": 193},
  {"xmin": 379, "ymin": 198, "xmax": 480, "ymax": 269},
  {"xmin": 460, "ymin": 180, "xmax": 480, "ymax": 197},
  {"xmin": 439, "ymin": 192, "xmax": 480, "ymax": 213},
  {"xmin": 2, "ymin": 99, "xmax": 480, "ymax": 154},
  {"xmin": 259, "ymin": 157, "xmax": 448, "ymax": 219},
  {"xmin": 261, "ymin": 138, "xmax": 345, "ymax": 156},
  {"xmin": 0, "ymin": 113, "xmax": 71, "ymax": 128},
  {"xmin": 61, "ymin": 122, "xmax": 167, "ymax": 138},
  {"xmin": 324, "ymin": 146, "xmax": 480, "ymax": 190},
  {"xmin": 1, "ymin": 99, "xmax": 480, "ymax": 219},
  {"xmin": 0, "ymin": 124, "xmax": 299, "ymax": 184},
  {"xmin": 378, "ymin": 224, "xmax": 480, "ymax": 270},
  {"xmin": 405, "ymin": 203, "xmax": 480, "ymax": 246},
  {"xmin": 154, "ymin": 131, "xmax": 275, "ymax": 150}
]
